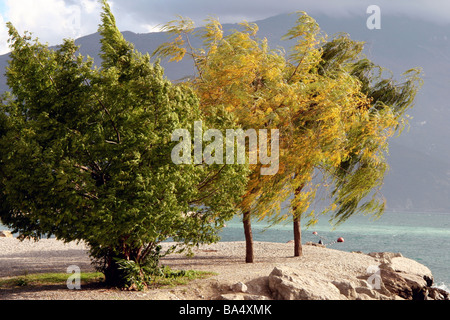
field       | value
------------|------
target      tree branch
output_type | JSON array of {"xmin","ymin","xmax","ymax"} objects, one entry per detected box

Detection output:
[
  {"xmin": 188, "ymin": 188, "xmax": 220, "ymax": 205},
  {"xmin": 197, "ymin": 164, "xmax": 226, "ymax": 190}
]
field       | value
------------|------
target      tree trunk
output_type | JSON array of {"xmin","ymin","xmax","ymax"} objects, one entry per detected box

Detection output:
[
  {"xmin": 243, "ymin": 210, "xmax": 254, "ymax": 263},
  {"xmin": 293, "ymin": 184, "xmax": 304, "ymax": 257},
  {"xmin": 104, "ymin": 254, "xmax": 128, "ymax": 288},
  {"xmin": 293, "ymin": 215, "xmax": 302, "ymax": 257},
  {"xmin": 102, "ymin": 241, "xmax": 142, "ymax": 288}
]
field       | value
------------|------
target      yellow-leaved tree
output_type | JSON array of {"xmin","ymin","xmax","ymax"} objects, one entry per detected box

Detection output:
[{"xmin": 154, "ymin": 12, "xmax": 422, "ymax": 262}]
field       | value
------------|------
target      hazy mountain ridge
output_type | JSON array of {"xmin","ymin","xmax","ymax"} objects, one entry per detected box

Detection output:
[{"xmin": 1, "ymin": 13, "xmax": 449, "ymax": 213}]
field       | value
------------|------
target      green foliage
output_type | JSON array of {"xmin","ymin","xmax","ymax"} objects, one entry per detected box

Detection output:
[
  {"xmin": 114, "ymin": 244, "xmax": 168, "ymax": 290},
  {"xmin": 115, "ymin": 259, "xmax": 152, "ymax": 291},
  {"xmin": 114, "ymin": 260, "xmax": 213, "ymax": 290},
  {"xmin": 0, "ymin": 0, "xmax": 248, "ymax": 287},
  {"xmin": 114, "ymin": 247, "xmax": 199, "ymax": 291},
  {"xmin": 152, "ymin": 268, "xmax": 216, "ymax": 287}
]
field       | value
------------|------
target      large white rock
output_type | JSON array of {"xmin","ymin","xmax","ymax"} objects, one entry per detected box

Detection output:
[
  {"xmin": 268, "ymin": 266, "xmax": 344, "ymax": 300},
  {"xmin": 265, "ymin": 250, "xmax": 445, "ymax": 300},
  {"xmin": 390, "ymin": 256, "xmax": 433, "ymax": 281}
]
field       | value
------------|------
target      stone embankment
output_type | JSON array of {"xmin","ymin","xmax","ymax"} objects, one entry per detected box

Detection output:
[{"xmin": 218, "ymin": 243, "xmax": 449, "ymax": 300}]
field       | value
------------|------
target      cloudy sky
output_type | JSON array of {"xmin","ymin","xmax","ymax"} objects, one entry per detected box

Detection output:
[{"xmin": 0, "ymin": 0, "xmax": 449, "ymax": 55}]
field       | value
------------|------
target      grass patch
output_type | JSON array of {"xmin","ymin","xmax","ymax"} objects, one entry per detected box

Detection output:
[
  {"xmin": 150, "ymin": 269, "xmax": 217, "ymax": 289},
  {"xmin": 0, "ymin": 272, "xmax": 104, "ymax": 289},
  {"xmin": 0, "ymin": 269, "xmax": 216, "ymax": 290}
]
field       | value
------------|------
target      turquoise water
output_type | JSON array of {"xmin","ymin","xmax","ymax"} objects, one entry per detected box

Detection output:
[{"xmin": 218, "ymin": 211, "xmax": 450, "ymax": 291}]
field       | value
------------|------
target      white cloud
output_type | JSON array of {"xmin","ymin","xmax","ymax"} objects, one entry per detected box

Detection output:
[
  {"xmin": 0, "ymin": 0, "xmax": 103, "ymax": 55},
  {"xmin": 0, "ymin": 13, "xmax": 8, "ymax": 54}
]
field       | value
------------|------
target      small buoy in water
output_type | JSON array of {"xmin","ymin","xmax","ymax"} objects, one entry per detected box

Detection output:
[
  {"xmin": 312, "ymin": 231, "xmax": 318, "ymax": 235},
  {"xmin": 337, "ymin": 237, "xmax": 344, "ymax": 243}
]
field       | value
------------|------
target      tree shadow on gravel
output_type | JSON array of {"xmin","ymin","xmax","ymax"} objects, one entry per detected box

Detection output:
[
  {"xmin": 0, "ymin": 250, "xmax": 95, "ymax": 278},
  {"xmin": 0, "ymin": 278, "xmax": 111, "ymax": 300}
]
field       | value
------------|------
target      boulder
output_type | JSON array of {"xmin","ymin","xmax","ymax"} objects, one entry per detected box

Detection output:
[
  {"xmin": 268, "ymin": 266, "xmax": 343, "ymax": 300},
  {"xmin": 231, "ymin": 282, "xmax": 248, "ymax": 293},
  {"xmin": 428, "ymin": 287, "xmax": 450, "ymax": 300},
  {"xmin": 265, "ymin": 250, "xmax": 448, "ymax": 300},
  {"xmin": 331, "ymin": 280, "xmax": 359, "ymax": 299},
  {"xmin": 389, "ymin": 256, "xmax": 433, "ymax": 282},
  {"xmin": 376, "ymin": 257, "xmax": 437, "ymax": 300}
]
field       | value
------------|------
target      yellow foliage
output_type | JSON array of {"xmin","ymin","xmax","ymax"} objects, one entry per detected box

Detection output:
[{"xmin": 152, "ymin": 12, "xmax": 420, "ymax": 226}]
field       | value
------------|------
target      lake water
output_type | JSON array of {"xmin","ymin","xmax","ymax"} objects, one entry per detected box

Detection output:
[{"xmin": 218, "ymin": 211, "xmax": 450, "ymax": 292}]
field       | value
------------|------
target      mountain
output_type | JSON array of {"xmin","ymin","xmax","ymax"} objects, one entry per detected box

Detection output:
[{"xmin": 1, "ymin": 13, "xmax": 449, "ymax": 213}]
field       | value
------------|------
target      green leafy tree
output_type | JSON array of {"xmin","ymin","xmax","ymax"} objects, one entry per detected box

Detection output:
[{"xmin": 0, "ymin": 1, "xmax": 248, "ymax": 288}]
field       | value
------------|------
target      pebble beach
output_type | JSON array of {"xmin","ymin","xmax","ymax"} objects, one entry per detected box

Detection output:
[{"xmin": 0, "ymin": 237, "xmax": 419, "ymax": 300}]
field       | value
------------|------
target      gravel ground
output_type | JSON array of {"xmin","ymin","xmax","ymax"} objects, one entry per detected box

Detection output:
[{"xmin": 0, "ymin": 238, "xmax": 379, "ymax": 300}]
